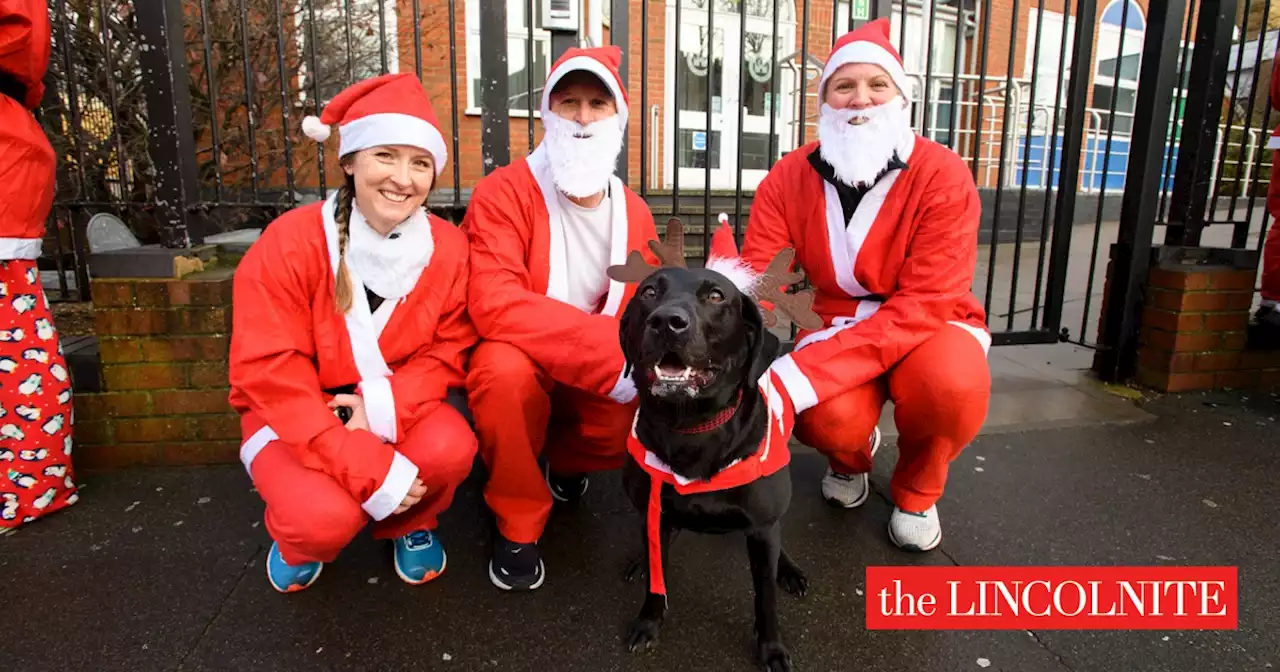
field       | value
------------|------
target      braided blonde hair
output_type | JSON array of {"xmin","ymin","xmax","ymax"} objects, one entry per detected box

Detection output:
[{"xmin": 333, "ymin": 164, "xmax": 357, "ymax": 315}]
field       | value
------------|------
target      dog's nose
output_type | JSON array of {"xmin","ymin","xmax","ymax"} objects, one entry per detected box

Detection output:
[{"xmin": 647, "ymin": 306, "xmax": 691, "ymax": 335}]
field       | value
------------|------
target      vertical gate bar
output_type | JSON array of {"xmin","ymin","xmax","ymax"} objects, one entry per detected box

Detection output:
[
  {"xmin": 1079, "ymin": 0, "xmax": 1134, "ymax": 341},
  {"xmin": 98, "ymin": 0, "xmax": 131, "ymax": 199},
  {"xmin": 480, "ymin": 0, "xmax": 510, "ymax": 175},
  {"xmin": 1164, "ymin": 0, "xmax": 1236, "ymax": 246},
  {"xmin": 982, "ymin": 0, "xmax": 1021, "ymax": 325},
  {"xmin": 1209, "ymin": 2, "xmax": 1252, "ymax": 221},
  {"xmin": 529, "ymin": 0, "xmax": 535, "ymax": 151},
  {"xmin": 947, "ymin": 0, "xmax": 965, "ymax": 149},
  {"xmin": 970, "ymin": 0, "xmax": 993, "ymax": 180},
  {"xmin": 922, "ymin": 0, "xmax": 936, "ymax": 138},
  {"xmin": 238, "ymin": 0, "xmax": 260, "ymax": 198},
  {"xmin": 831, "ymin": 0, "xmax": 840, "ymax": 46},
  {"xmin": 1041, "ymin": 0, "xmax": 1098, "ymax": 335},
  {"xmin": 54, "ymin": 0, "xmax": 89, "ymax": 202},
  {"xmin": 194, "ymin": 0, "xmax": 222, "ymax": 201},
  {"xmin": 379, "ymin": 0, "xmax": 389, "ymax": 74},
  {"xmin": 135, "ymin": 0, "xmax": 202, "ymax": 247},
  {"xmin": 306, "ymin": 0, "xmax": 327, "ymax": 198},
  {"xmin": 1030, "ymin": 0, "xmax": 1074, "ymax": 328},
  {"xmin": 799, "ymin": 0, "xmax": 811, "ymax": 152},
  {"xmin": 674, "ymin": 0, "xmax": 683, "ymax": 217},
  {"xmin": 767, "ymin": 0, "xmax": 779, "ymax": 169},
  {"xmin": 642, "ymin": 0, "xmax": 651, "ymax": 195},
  {"xmin": 272, "ymin": 0, "xmax": 297, "ymax": 201},
  {"xmin": 613, "ymin": 0, "xmax": 629, "ymax": 182},
  {"xmin": 448, "ymin": 0, "xmax": 461, "ymax": 206},
  {"xmin": 705, "ymin": 0, "xmax": 715, "ymax": 261},
  {"xmin": 1009, "ymin": 0, "xmax": 1050, "ymax": 330},
  {"xmin": 414, "ymin": 0, "xmax": 424, "ymax": 78},
  {"xmin": 1230, "ymin": 0, "xmax": 1271, "ymax": 247},
  {"xmin": 1158, "ymin": 7, "xmax": 1198, "ymax": 223},
  {"xmin": 344, "ymin": 0, "xmax": 354, "ymax": 84},
  {"xmin": 736, "ymin": 0, "xmax": 748, "ymax": 233},
  {"xmin": 1097, "ymin": 0, "xmax": 1189, "ymax": 382}
]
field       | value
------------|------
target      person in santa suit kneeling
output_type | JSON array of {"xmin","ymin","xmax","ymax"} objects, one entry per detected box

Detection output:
[
  {"xmin": 229, "ymin": 74, "xmax": 479, "ymax": 593},
  {"xmin": 742, "ymin": 18, "xmax": 991, "ymax": 552},
  {"xmin": 462, "ymin": 46, "xmax": 660, "ymax": 591},
  {"xmin": 1254, "ymin": 56, "xmax": 1280, "ymax": 345}
]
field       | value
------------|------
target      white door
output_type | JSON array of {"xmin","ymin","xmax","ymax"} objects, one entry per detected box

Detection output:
[{"xmin": 663, "ymin": 0, "xmax": 797, "ymax": 191}]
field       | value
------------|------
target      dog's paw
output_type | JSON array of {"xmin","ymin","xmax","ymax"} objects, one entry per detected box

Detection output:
[
  {"xmin": 757, "ymin": 640, "xmax": 792, "ymax": 672},
  {"xmin": 627, "ymin": 618, "xmax": 662, "ymax": 653},
  {"xmin": 777, "ymin": 563, "xmax": 808, "ymax": 597}
]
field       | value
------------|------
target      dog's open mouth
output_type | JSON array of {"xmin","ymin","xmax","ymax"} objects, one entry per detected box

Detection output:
[{"xmin": 647, "ymin": 351, "xmax": 716, "ymax": 397}]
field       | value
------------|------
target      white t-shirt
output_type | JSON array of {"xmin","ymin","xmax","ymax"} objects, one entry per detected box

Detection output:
[{"xmin": 556, "ymin": 190, "xmax": 613, "ymax": 313}]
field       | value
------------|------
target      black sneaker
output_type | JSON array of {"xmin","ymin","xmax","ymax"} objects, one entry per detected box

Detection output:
[
  {"xmin": 488, "ymin": 534, "xmax": 546, "ymax": 591},
  {"xmin": 1249, "ymin": 305, "xmax": 1280, "ymax": 350},
  {"xmin": 545, "ymin": 463, "xmax": 588, "ymax": 504}
]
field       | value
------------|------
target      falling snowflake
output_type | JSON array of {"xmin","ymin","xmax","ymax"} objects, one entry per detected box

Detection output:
[
  {"xmin": 977, "ymin": 658, "xmax": 992, "ymax": 668},
  {"xmin": 132, "ymin": 526, "xmax": 143, "ymax": 533},
  {"xmin": 197, "ymin": 497, "xmax": 211, "ymax": 505},
  {"xmin": 125, "ymin": 501, "xmax": 140, "ymax": 512},
  {"xmin": 974, "ymin": 467, "xmax": 984, "ymax": 473},
  {"xmin": 443, "ymin": 654, "xmax": 453, "ymax": 661},
  {"xmin": 976, "ymin": 456, "xmax": 986, "ymax": 462},
  {"xmin": 174, "ymin": 520, "xmax": 185, "ymax": 527},
  {"xmin": 1203, "ymin": 499, "xmax": 1219, "ymax": 509},
  {"xmin": 368, "ymin": 577, "xmax": 379, "ymax": 584}
]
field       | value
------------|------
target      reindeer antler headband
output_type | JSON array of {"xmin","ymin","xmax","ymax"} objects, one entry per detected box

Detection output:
[{"xmin": 606, "ymin": 216, "xmax": 824, "ymax": 331}]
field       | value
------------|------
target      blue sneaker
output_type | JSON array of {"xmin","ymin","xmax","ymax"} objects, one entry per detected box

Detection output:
[
  {"xmin": 393, "ymin": 529, "xmax": 447, "ymax": 585},
  {"xmin": 266, "ymin": 541, "xmax": 323, "ymax": 593}
]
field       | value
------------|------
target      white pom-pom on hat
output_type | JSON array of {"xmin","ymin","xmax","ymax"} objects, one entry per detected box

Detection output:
[{"xmin": 301, "ymin": 115, "xmax": 332, "ymax": 142}]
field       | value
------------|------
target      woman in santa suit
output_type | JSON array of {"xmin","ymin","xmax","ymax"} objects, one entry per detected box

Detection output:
[
  {"xmin": 229, "ymin": 73, "xmax": 478, "ymax": 592},
  {"xmin": 1255, "ymin": 54, "xmax": 1280, "ymax": 341},
  {"xmin": 742, "ymin": 18, "xmax": 991, "ymax": 552},
  {"xmin": 1, "ymin": 0, "xmax": 79, "ymax": 529}
]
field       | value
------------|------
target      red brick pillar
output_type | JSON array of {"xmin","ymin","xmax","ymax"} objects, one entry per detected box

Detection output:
[
  {"xmin": 75, "ymin": 268, "xmax": 239, "ymax": 468},
  {"xmin": 1135, "ymin": 262, "xmax": 1280, "ymax": 392}
]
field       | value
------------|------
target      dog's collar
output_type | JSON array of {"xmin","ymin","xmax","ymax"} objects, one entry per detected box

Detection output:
[{"xmin": 673, "ymin": 391, "xmax": 743, "ymax": 435}]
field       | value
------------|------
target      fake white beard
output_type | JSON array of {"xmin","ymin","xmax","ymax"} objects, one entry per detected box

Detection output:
[
  {"xmin": 817, "ymin": 97, "xmax": 912, "ymax": 188},
  {"xmin": 345, "ymin": 203, "xmax": 433, "ymax": 301},
  {"xmin": 542, "ymin": 113, "xmax": 624, "ymax": 198}
]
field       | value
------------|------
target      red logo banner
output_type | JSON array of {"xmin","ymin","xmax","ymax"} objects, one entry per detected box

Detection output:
[{"xmin": 865, "ymin": 566, "xmax": 1237, "ymax": 630}]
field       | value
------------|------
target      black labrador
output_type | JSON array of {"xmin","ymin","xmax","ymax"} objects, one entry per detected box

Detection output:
[{"xmin": 615, "ymin": 260, "xmax": 810, "ymax": 672}]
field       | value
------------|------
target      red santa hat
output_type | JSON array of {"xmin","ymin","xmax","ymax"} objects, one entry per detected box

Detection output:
[
  {"xmin": 301, "ymin": 73, "xmax": 448, "ymax": 176},
  {"xmin": 819, "ymin": 18, "xmax": 912, "ymax": 102},
  {"xmin": 705, "ymin": 214, "xmax": 760, "ymax": 294},
  {"xmin": 541, "ymin": 45, "xmax": 629, "ymax": 130}
]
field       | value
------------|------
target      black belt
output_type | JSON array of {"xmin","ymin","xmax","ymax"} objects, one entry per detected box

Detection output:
[{"xmin": 0, "ymin": 72, "xmax": 28, "ymax": 106}]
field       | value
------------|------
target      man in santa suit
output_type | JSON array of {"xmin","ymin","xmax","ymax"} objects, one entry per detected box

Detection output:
[
  {"xmin": 742, "ymin": 19, "xmax": 991, "ymax": 552},
  {"xmin": 0, "ymin": 0, "xmax": 79, "ymax": 528},
  {"xmin": 463, "ymin": 46, "xmax": 660, "ymax": 590},
  {"xmin": 229, "ymin": 73, "xmax": 478, "ymax": 592},
  {"xmin": 1255, "ymin": 55, "xmax": 1280, "ymax": 343}
]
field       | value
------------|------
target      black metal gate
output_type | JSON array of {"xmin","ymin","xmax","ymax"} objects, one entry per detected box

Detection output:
[{"xmin": 36, "ymin": 0, "xmax": 1277, "ymax": 361}]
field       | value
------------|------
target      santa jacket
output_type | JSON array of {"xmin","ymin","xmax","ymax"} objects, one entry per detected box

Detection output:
[
  {"xmin": 741, "ymin": 137, "xmax": 989, "ymax": 415},
  {"xmin": 229, "ymin": 198, "xmax": 477, "ymax": 520},
  {"xmin": 462, "ymin": 144, "xmax": 660, "ymax": 402},
  {"xmin": 0, "ymin": 0, "xmax": 55, "ymax": 257}
]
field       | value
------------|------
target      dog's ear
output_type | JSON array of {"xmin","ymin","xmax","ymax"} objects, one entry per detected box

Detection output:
[
  {"xmin": 619, "ymin": 296, "xmax": 642, "ymax": 378},
  {"xmin": 742, "ymin": 297, "xmax": 780, "ymax": 390}
]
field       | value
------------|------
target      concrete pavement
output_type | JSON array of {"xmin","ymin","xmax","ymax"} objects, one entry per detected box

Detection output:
[{"xmin": 4, "ymin": 382, "xmax": 1276, "ymax": 672}]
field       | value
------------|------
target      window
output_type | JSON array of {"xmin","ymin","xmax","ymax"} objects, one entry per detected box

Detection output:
[
  {"xmin": 1024, "ymin": 8, "xmax": 1076, "ymax": 133},
  {"xmin": 298, "ymin": 0, "xmax": 399, "ymax": 105},
  {"xmin": 1092, "ymin": 0, "xmax": 1145, "ymax": 135},
  {"xmin": 465, "ymin": 0, "xmax": 553, "ymax": 116}
]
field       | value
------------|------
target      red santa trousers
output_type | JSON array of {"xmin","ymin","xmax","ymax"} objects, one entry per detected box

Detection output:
[
  {"xmin": 467, "ymin": 340, "xmax": 635, "ymax": 544},
  {"xmin": 1263, "ymin": 150, "xmax": 1280, "ymax": 305},
  {"xmin": 793, "ymin": 324, "xmax": 990, "ymax": 514},
  {"xmin": 247, "ymin": 402, "xmax": 476, "ymax": 565},
  {"xmin": 1, "ymin": 260, "xmax": 77, "ymax": 527}
]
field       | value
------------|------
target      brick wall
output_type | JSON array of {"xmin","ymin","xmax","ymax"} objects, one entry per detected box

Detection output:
[
  {"xmin": 1135, "ymin": 261, "xmax": 1280, "ymax": 392},
  {"xmin": 74, "ymin": 270, "xmax": 238, "ymax": 468}
]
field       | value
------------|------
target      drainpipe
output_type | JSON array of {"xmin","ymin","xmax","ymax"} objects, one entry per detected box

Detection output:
[{"xmin": 587, "ymin": 0, "xmax": 603, "ymax": 47}]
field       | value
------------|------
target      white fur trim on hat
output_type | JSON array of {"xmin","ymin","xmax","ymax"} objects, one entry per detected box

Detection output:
[
  {"xmin": 302, "ymin": 115, "xmax": 331, "ymax": 142},
  {"xmin": 705, "ymin": 256, "xmax": 761, "ymax": 295},
  {"xmin": 820, "ymin": 42, "xmax": 912, "ymax": 102},
  {"xmin": 338, "ymin": 112, "xmax": 449, "ymax": 175},
  {"xmin": 541, "ymin": 56, "xmax": 629, "ymax": 131}
]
